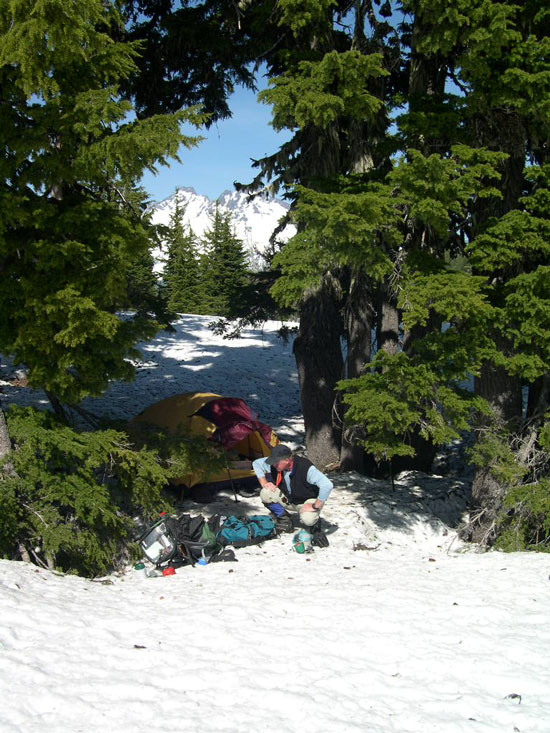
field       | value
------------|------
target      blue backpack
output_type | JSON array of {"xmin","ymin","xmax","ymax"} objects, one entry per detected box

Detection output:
[{"xmin": 217, "ymin": 514, "xmax": 276, "ymax": 547}]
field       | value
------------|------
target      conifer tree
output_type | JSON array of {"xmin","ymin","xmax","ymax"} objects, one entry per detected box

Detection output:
[
  {"xmin": 253, "ymin": 1, "xmax": 404, "ymax": 467},
  {"xmin": 391, "ymin": 0, "xmax": 550, "ymax": 541},
  {"xmin": 200, "ymin": 206, "xmax": 252, "ymax": 318},
  {"xmin": 163, "ymin": 197, "xmax": 204, "ymax": 315},
  {"xmin": 122, "ymin": 185, "xmax": 173, "ymax": 327},
  {"xmin": 243, "ymin": 0, "xmax": 550, "ymax": 548},
  {"xmin": 0, "ymin": 0, "xmax": 204, "ymax": 408}
]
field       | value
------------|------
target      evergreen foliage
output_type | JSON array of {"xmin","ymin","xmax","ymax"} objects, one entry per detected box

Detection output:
[
  {"xmin": 237, "ymin": 0, "xmax": 550, "ymax": 547},
  {"xmin": 163, "ymin": 202, "xmax": 255, "ymax": 318},
  {"xmin": 200, "ymin": 206, "xmax": 253, "ymax": 318},
  {"xmin": 496, "ymin": 478, "xmax": 550, "ymax": 552},
  {"xmin": 0, "ymin": 406, "xmax": 225, "ymax": 576},
  {"xmin": 122, "ymin": 186, "xmax": 173, "ymax": 328},
  {"xmin": 163, "ymin": 197, "xmax": 204, "ymax": 315},
  {"xmin": 0, "ymin": 406, "xmax": 169, "ymax": 575},
  {"xmin": 0, "ymin": 0, "xmax": 204, "ymax": 404},
  {"xmin": 122, "ymin": 0, "xmax": 259, "ymax": 121},
  {"xmin": 0, "ymin": 0, "xmax": 241, "ymax": 575}
]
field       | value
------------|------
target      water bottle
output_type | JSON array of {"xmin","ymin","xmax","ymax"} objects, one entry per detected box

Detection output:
[{"xmin": 196, "ymin": 549, "xmax": 210, "ymax": 566}]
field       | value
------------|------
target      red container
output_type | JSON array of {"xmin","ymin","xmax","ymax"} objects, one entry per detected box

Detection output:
[{"xmin": 162, "ymin": 566, "xmax": 176, "ymax": 577}]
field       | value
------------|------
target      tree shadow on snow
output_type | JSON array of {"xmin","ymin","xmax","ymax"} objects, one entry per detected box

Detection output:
[
  {"xmin": 158, "ymin": 467, "xmax": 472, "ymax": 548},
  {"xmin": 81, "ymin": 315, "xmax": 301, "ymax": 424},
  {"xmin": 330, "ymin": 470, "xmax": 472, "ymax": 541}
]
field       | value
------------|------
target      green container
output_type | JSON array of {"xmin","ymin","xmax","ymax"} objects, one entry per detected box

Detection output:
[
  {"xmin": 134, "ymin": 562, "xmax": 147, "ymax": 577},
  {"xmin": 292, "ymin": 529, "xmax": 312, "ymax": 554}
]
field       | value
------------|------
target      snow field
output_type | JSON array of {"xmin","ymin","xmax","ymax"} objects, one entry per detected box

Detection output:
[
  {"xmin": 1, "ymin": 314, "xmax": 550, "ymax": 732},
  {"xmin": 1, "ymin": 532, "xmax": 549, "ymax": 733}
]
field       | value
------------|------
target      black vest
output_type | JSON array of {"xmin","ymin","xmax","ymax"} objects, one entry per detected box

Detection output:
[{"xmin": 269, "ymin": 455, "xmax": 319, "ymax": 504}]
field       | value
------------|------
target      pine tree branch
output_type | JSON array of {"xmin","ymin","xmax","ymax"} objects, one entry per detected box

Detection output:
[
  {"xmin": 29, "ymin": 547, "xmax": 52, "ymax": 571},
  {"xmin": 109, "ymin": 184, "xmax": 142, "ymax": 218},
  {"xmin": 45, "ymin": 391, "xmax": 69, "ymax": 425},
  {"xmin": 21, "ymin": 502, "xmax": 49, "ymax": 529}
]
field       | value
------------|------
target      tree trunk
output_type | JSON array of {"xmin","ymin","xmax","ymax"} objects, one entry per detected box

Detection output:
[
  {"xmin": 340, "ymin": 269, "xmax": 374, "ymax": 471},
  {"xmin": 376, "ymin": 280, "xmax": 399, "ymax": 355},
  {"xmin": 45, "ymin": 390, "xmax": 69, "ymax": 424},
  {"xmin": 0, "ymin": 405, "xmax": 16, "ymax": 478},
  {"xmin": 467, "ymin": 104, "xmax": 527, "ymax": 543},
  {"xmin": 294, "ymin": 273, "xmax": 344, "ymax": 469},
  {"xmin": 475, "ymin": 359, "xmax": 524, "ymax": 430},
  {"xmin": 469, "ymin": 357, "xmax": 523, "ymax": 542},
  {"xmin": 0, "ymin": 406, "xmax": 11, "ymax": 462}
]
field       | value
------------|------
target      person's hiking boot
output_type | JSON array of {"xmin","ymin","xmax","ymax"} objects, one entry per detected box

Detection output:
[
  {"xmin": 275, "ymin": 512, "xmax": 294, "ymax": 534},
  {"xmin": 310, "ymin": 520, "xmax": 329, "ymax": 547}
]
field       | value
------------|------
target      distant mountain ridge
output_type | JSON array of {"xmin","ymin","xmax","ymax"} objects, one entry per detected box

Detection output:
[{"xmin": 149, "ymin": 187, "xmax": 296, "ymax": 272}]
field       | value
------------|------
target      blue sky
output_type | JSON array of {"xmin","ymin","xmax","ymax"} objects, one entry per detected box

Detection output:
[{"xmin": 140, "ymin": 83, "xmax": 291, "ymax": 204}]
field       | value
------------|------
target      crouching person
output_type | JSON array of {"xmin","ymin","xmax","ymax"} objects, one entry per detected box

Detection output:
[{"xmin": 252, "ymin": 444, "xmax": 332, "ymax": 547}]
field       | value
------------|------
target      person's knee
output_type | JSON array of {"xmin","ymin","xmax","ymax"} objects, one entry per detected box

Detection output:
[
  {"xmin": 260, "ymin": 487, "xmax": 278, "ymax": 504},
  {"xmin": 299, "ymin": 502, "xmax": 320, "ymax": 527},
  {"xmin": 300, "ymin": 512, "xmax": 319, "ymax": 527}
]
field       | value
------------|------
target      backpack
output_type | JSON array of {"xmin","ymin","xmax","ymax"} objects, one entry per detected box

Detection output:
[
  {"xmin": 139, "ymin": 513, "xmax": 225, "ymax": 567},
  {"xmin": 217, "ymin": 514, "xmax": 276, "ymax": 547}
]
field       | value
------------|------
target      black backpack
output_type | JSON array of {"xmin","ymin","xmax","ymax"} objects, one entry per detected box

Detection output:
[{"xmin": 139, "ymin": 513, "xmax": 228, "ymax": 567}]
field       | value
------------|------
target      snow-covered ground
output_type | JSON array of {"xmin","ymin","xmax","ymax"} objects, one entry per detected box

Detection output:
[{"xmin": 1, "ymin": 315, "xmax": 550, "ymax": 733}]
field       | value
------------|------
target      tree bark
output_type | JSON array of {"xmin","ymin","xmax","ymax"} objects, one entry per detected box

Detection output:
[
  {"xmin": 465, "ymin": 100, "xmax": 528, "ymax": 542},
  {"xmin": 525, "ymin": 374, "xmax": 550, "ymax": 426},
  {"xmin": 294, "ymin": 274, "xmax": 344, "ymax": 468},
  {"xmin": 0, "ymin": 404, "xmax": 16, "ymax": 478},
  {"xmin": 469, "ymin": 353, "xmax": 524, "ymax": 542},
  {"xmin": 376, "ymin": 280, "xmax": 399, "ymax": 355},
  {"xmin": 0, "ymin": 406, "xmax": 11, "ymax": 462},
  {"xmin": 339, "ymin": 269, "xmax": 374, "ymax": 471},
  {"xmin": 468, "ymin": 104, "xmax": 527, "ymax": 538}
]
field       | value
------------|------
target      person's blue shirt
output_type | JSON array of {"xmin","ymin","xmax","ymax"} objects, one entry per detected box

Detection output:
[{"xmin": 252, "ymin": 456, "xmax": 333, "ymax": 502}]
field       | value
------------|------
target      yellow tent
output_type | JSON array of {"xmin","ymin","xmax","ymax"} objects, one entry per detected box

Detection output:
[{"xmin": 131, "ymin": 392, "xmax": 278, "ymax": 489}]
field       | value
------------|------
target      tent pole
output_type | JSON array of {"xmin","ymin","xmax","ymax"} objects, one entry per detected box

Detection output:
[{"xmin": 224, "ymin": 457, "xmax": 239, "ymax": 503}]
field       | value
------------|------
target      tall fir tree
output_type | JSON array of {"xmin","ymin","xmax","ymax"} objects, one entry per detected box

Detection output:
[
  {"xmin": 253, "ymin": 1, "xmax": 406, "ymax": 467},
  {"xmin": 122, "ymin": 184, "xmax": 173, "ymax": 328},
  {"xmin": 200, "ymin": 206, "xmax": 252, "ymax": 318},
  {"xmin": 163, "ymin": 196, "xmax": 204, "ymax": 315}
]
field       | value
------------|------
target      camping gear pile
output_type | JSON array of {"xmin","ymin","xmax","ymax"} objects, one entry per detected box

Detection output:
[{"xmin": 139, "ymin": 512, "xmax": 277, "ymax": 569}]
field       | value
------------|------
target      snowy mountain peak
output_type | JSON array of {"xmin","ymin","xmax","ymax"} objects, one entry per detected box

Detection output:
[{"xmin": 149, "ymin": 187, "xmax": 296, "ymax": 272}]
